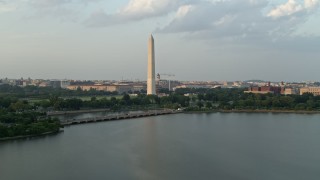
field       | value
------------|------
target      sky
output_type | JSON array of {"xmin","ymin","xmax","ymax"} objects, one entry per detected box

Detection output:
[{"xmin": 1, "ymin": 0, "xmax": 320, "ymax": 82}]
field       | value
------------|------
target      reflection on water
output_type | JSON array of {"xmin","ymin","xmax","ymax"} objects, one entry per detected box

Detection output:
[{"xmin": 1, "ymin": 113, "xmax": 320, "ymax": 180}]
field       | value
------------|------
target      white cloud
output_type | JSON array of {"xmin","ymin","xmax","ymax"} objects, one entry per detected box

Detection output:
[
  {"xmin": 85, "ymin": 0, "xmax": 188, "ymax": 27},
  {"xmin": 267, "ymin": 0, "xmax": 319, "ymax": 18},
  {"xmin": 157, "ymin": 0, "xmax": 319, "ymax": 45},
  {"xmin": 175, "ymin": 5, "xmax": 194, "ymax": 19},
  {"xmin": 122, "ymin": 0, "xmax": 170, "ymax": 15},
  {"xmin": 119, "ymin": 0, "xmax": 182, "ymax": 20},
  {"xmin": 267, "ymin": 0, "xmax": 303, "ymax": 18},
  {"xmin": 159, "ymin": 1, "xmax": 270, "ymax": 34},
  {"xmin": 304, "ymin": 0, "xmax": 319, "ymax": 9}
]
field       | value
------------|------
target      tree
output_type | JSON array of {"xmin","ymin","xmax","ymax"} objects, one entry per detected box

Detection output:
[
  {"xmin": 9, "ymin": 101, "xmax": 31, "ymax": 112},
  {"xmin": 206, "ymin": 102, "xmax": 212, "ymax": 109},
  {"xmin": 279, "ymin": 96, "xmax": 294, "ymax": 108},
  {"xmin": 272, "ymin": 97, "xmax": 281, "ymax": 108},
  {"xmin": 64, "ymin": 98, "xmax": 83, "ymax": 110},
  {"xmin": 110, "ymin": 97, "xmax": 117, "ymax": 103},
  {"xmin": 197, "ymin": 101, "xmax": 204, "ymax": 108},
  {"xmin": 197, "ymin": 94, "xmax": 205, "ymax": 101},
  {"xmin": 91, "ymin": 97, "xmax": 97, "ymax": 101},
  {"xmin": 306, "ymin": 99, "xmax": 315, "ymax": 110},
  {"xmin": 0, "ymin": 124, "xmax": 9, "ymax": 138},
  {"xmin": 122, "ymin": 94, "xmax": 131, "ymax": 105}
]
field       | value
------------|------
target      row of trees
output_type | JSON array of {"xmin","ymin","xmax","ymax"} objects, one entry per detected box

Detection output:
[
  {"xmin": 183, "ymin": 88, "xmax": 320, "ymax": 111},
  {"xmin": 35, "ymin": 93, "xmax": 190, "ymax": 111},
  {"xmin": 0, "ymin": 84, "xmax": 119, "ymax": 98},
  {"xmin": 1, "ymin": 92, "xmax": 189, "ymax": 112}
]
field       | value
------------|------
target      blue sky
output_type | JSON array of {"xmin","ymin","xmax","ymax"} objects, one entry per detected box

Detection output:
[{"xmin": 1, "ymin": 0, "xmax": 320, "ymax": 82}]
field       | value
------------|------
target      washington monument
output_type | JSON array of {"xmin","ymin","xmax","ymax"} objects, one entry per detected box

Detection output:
[{"xmin": 147, "ymin": 34, "xmax": 156, "ymax": 95}]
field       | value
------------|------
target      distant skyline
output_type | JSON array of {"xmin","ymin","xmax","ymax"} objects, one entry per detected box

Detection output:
[{"xmin": 1, "ymin": 0, "xmax": 320, "ymax": 82}]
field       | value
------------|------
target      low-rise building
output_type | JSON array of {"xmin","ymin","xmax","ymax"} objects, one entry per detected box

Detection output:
[
  {"xmin": 50, "ymin": 80, "xmax": 70, "ymax": 89},
  {"xmin": 174, "ymin": 84, "xmax": 213, "ymax": 90},
  {"xmin": 281, "ymin": 87, "xmax": 297, "ymax": 95},
  {"xmin": 67, "ymin": 84, "xmax": 133, "ymax": 94},
  {"xmin": 132, "ymin": 84, "xmax": 147, "ymax": 92},
  {"xmin": 300, "ymin": 87, "xmax": 320, "ymax": 96},
  {"xmin": 39, "ymin": 82, "xmax": 50, "ymax": 87},
  {"xmin": 245, "ymin": 85, "xmax": 282, "ymax": 94}
]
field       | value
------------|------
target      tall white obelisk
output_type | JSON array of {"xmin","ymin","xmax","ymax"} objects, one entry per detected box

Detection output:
[{"xmin": 147, "ymin": 34, "xmax": 156, "ymax": 95}]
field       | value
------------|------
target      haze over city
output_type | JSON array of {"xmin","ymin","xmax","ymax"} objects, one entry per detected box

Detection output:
[{"xmin": 1, "ymin": 0, "xmax": 320, "ymax": 81}]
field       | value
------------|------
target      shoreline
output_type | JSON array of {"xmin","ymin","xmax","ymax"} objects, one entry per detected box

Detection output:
[
  {"xmin": 185, "ymin": 109, "xmax": 320, "ymax": 114},
  {"xmin": 48, "ymin": 108, "xmax": 320, "ymax": 116},
  {"xmin": 47, "ymin": 108, "xmax": 165, "ymax": 116},
  {"xmin": 2, "ymin": 110, "xmax": 319, "ymax": 142},
  {"xmin": 0, "ymin": 130, "xmax": 63, "ymax": 142},
  {"xmin": 47, "ymin": 108, "xmax": 110, "ymax": 116}
]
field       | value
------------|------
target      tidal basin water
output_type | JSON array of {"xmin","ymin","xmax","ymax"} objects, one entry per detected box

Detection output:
[{"xmin": 1, "ymin": 113, "xmax": 320, "ymax": 180}]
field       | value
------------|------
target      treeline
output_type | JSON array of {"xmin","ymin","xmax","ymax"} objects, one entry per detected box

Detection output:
[
  {"xmin": 180, "ymin": 88, "xmax": 320, "ymax": 111},
  {"xmin": 0, "ymin": 89, "xmax": 190, "ymax": 112},
  {"xmin": 234, "ymin": 93, "xmax": 319, "ymax": 110},
  {"xmin": 36, "ymin": 94, "xmax": 190, "ymax": 111},
  {"xmin": 0, "ymin": 84, "xmax": 118, "ymax": 98},
  {"xmin": 0, "ymin": 111, "xmax": 60, "ymax": 138}
]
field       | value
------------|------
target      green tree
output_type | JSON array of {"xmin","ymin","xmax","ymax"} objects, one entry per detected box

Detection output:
[
  {"xmin": 9, "ymin": 101, "xmax": 31, "ymax": 112},
  {"xmin": 197, "ymin": 101, "xmax": 204, "ymax": 108},
  {"xmin": 206, "ymin": 102, "xmax": 213, "ymax": 109},
  {"xmin": 122, "ymin": 94, "xmax": 131, "ymax": 105}
]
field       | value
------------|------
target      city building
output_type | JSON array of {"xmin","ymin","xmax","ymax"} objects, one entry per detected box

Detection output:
[
  {"xmin": 300, "ymin": 87, "xmax": 320, "ymax": 96},
  {"xmin": 132, "ymin": 84, "xmax": 147, "ymax": 92},
  {"xmin": 174, "ymin": 84, "xmax": 213, "ymax": 90},
  {"xmin": 50, "ymin": 80, "xmax": 70, "ymax": 89},
  {"xmin": 67, "ymin": 84, "xmax": 133, "ymax": 94},
  {"xmin": 245, "ymin": 82, "xmax": 282, "ymax": 94},
  {"xmin": 281, "ymin": 87, "xmax": 297, "ymax": 95},
  {"xmin": 158, "ymin": 80, "xmax": 181, "ymax": 91}
]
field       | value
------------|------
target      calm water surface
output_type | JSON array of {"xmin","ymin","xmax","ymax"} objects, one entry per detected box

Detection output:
[{"xmin": 1, "ymin": 113, "xmax": 320, "ymax": 180}]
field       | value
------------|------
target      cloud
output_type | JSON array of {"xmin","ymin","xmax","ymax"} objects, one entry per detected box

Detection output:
[
  {"xmin": 267, "ymin": 0, "xmax": 319, "ymax": 18},
  {"xmin": 0, "ymin": 1, "xmax": 16, "ymax": 13},
  {"xmin": 85, "ymin": 0, "xmax": 189, "ymax": 27},
  {"xmin": 305, "ymin": 0, "xmax": 319, "ymax": 9},
  {"xmin": 122, "ymin": 0, "xmax": 175, "ymax": 17},
  {"xmin": 158, "ymin": 1, "xmax": 269, "ymax": 35},
  {"xmin": 27, "ymin": 0, "xmax": 99, "ymax": 8},
  {"xmin": 175, "ymin": 5, "xmax": 194, "ymax": 19},
  {"xmin": 156, "ymin": 0, "xmax": 319, "ymax": 45}
]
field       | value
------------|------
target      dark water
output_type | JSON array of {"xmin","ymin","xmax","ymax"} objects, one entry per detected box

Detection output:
[{"xmin": 1, "ymin": 113, "xmax": 320, "ymax": 180}]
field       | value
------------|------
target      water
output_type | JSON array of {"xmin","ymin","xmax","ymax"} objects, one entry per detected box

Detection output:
[{"xmin": 1, "ymin": 113, "xmax": 320, "ymax": 180}]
